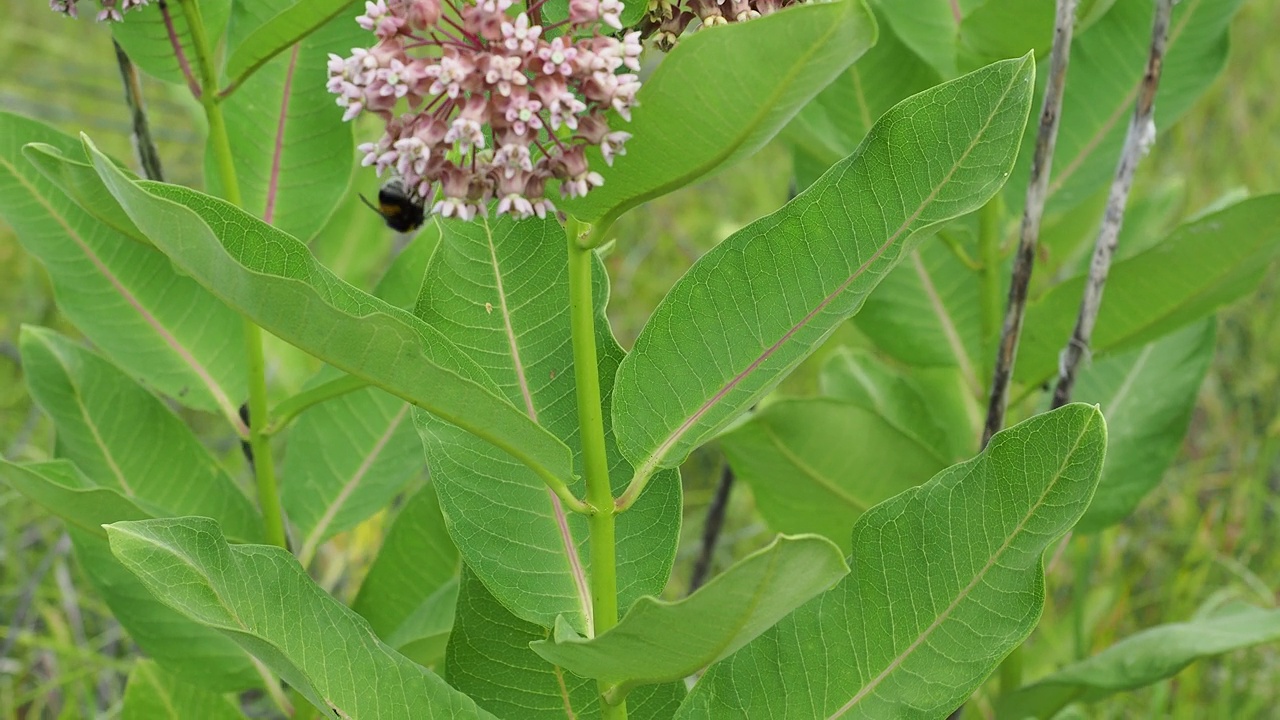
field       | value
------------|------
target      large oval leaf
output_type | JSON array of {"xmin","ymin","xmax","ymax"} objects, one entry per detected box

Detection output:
[
  {"xmin": 75, "ymin": 137, "xmax": 575, "ymax": 491},
  {"xmin": 676, "ymin": 403, "xmax": 1107, "ymax": 719},
  {"xmin": 413, "ymin": 215, "xmax": 681, "ymax": 631},
  {"xmin": 122, "ymin": 660, "xmax": 247, "ymax": 720},
  {"xmin": 0, "ymin": 112, "xmax": 246, "ymax": 422},
  {"xmin": 111, "ymin": 0, "xmax": 232, "ymax": 86},
  {"xmin": 611, "ymin": 55, "xmax": 1035, "ymax": 482},
  {"xmin": 106, "ymin": 517, "xmax": 496, "ymax": 719},
  {"xmin": 560, "ymin": 0, "xmax": 877, "ymax": 227}
]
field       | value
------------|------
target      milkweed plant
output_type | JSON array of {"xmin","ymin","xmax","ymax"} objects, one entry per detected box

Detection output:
[{"xmin": 4, "ymin": 0, "xmax": 1279, "ymax": 718}]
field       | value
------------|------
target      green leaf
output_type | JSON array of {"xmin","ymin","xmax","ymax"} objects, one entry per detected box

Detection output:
[
  {"xmin": 77, "ymin": 136, "xmax": 575, "ymax": 491},
  {"xmin": 0, "ymin": 113, "xmax": 247, "ymax": 420},
  {"xmin": 1005, "ymin": 0, "xmax": 1246, "ymax": 215},
  {"xmin": 0, "ymin": 458, "xmax": 150, "ymax": 538},
  {"xmin": 73, "ymin": 528, "xmax": 265, "ymax": 692},
  {"xmin": 352, "ymin": 482, "xmax": 461, "ymax": 666},
  {"xmin": 612, "ymin": 56, "xmax": 1035, "ymax": 480},
  {"xmin": 874, "ymin": 0, "xmax": 985, "ymax": 78},
  {"xmin": 956, "ymin": 0, "xmax": 1055, "ymax": 74},
  {"xmin": 447, "ymin": 566, "xmax": 686, "ymax": 719},
  {"xmin": 1016, "ymin": 195, "xmax": 1280, "ymax": 386},
  {"xmin": 720, "ymin": 399, "xmax": 949, "ymax": 552},
  {"xmin": 283, "ymin": 368, "xmax": 423, "ymax": 564},
  {"xmin": 19, "ymin": 326, "xmax": 262, "ymax": 542},
  {"xmin": 783, "ymin": 7, "xmax": 941, "ymax": 171},
  {"xmin": 212, "ymin": 0, "xmax": 363, "ymax": 241},
  {"xmin": 23, "ymin": 142, "xmax": 147, "ymax": 244},
  {"xmin": 560, "ymin": 0, "xmax": 878, "ymax": 226},
  {"xmin": 818, "ymin": 347, "xmax": 973, "ymax": 463},
  {"xmin": 531, "ymin": 535, "xmax": 847, "ymax": 692},
  {"xmin": 1072, "ymin": 319, "xmax": 1215, "ymax": 532},
  {"xmin": 853, "ymin": 234, "xmax": 986, "ymax": 396},
  {"xmin": 677, "ymin": 403, "xmax": 1107, "ymax": 719},
  {"xmin": 413, "ymin": 216, "xmax": 680, "ymax": 630},
  {"xmin": 223, "ymin": 0, "xmax": 358, "ymax": 88},
  {"xmin": 106, "ymin": 517, "xmax": 497, "ymax": 719},
  {"xmin": 112, "ymin": 0, "xmax": 232, "ymax": 86},
  {"xmin": 123, "ymin": 660, "xmax": 247, "ymax": 720},
  {"xmin": 995, "ymin": 603, "xmax": 1280, "ymax": 720},
  {"xmin": 0, "ymin": 460, "xmax": 263, "ymax": 693}
]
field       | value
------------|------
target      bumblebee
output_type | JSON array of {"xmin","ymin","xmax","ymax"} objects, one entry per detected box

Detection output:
[{"xmin": 360, "ymin": 179, "xmax": 425, "ymax": 233}]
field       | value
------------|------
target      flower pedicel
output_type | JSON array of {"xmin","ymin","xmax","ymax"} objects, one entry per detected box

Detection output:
[{"xmin": 329, "ymin": 0, "xmax": 643, "ymax": 221}]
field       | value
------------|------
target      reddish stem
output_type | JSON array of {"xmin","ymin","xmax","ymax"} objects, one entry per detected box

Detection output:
[{"xmin": 158, "ymin": 0, "xmax": 202, "ymax": 98}]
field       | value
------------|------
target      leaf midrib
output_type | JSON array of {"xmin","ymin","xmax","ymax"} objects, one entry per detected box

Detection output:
[{"xmin": 828, "ymin": 416, "xmax": 1096, "ymax": 718}]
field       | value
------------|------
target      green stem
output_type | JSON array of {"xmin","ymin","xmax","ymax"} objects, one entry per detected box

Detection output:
[
  {"xmin": 265, "ymin": 374, "xmax": 371, "ymax": 435},
  {"xmin": 977, "ymin": 195, "xmax": 1004, "ymax": 383},
  {"xmin": 566, "ymin": 218, "xmax": 626, "ymax": 720},
  {"xmin": 180, "ymin": 0, "xmax": 286, "ymax": 550}
]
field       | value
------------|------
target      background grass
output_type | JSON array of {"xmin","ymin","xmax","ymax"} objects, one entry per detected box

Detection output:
[{"xmin": 2, "ymin": 0, "xmax": 1279, "ymax": 717}]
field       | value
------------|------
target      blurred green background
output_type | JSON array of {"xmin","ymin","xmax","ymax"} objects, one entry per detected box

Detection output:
[{"xmin": 2, "ymin": 0, "xmax": 1279, "ymax": 717}]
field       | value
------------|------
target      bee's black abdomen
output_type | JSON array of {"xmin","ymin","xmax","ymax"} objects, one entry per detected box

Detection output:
[{"xmin": 367, "ymin": 181, "xmax": 426, "ymax": 233}]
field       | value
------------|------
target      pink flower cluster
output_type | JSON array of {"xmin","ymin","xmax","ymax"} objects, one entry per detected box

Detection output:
[
  {"xmin": 641, "ymin": 0, "xmax": 801, "ymax": 50},
  {"xmin": 328, "ymin": 0, "xmax": 643, "ymax": 221},
  {"xmin": 49, "ymin": 0, "xmax": 147, "ymax": 22}
]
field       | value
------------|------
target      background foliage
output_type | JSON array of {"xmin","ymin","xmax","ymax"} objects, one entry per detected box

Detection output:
[{"xmin": 1, "ymin": 0, "xmax": 1278, "ymax": 717}]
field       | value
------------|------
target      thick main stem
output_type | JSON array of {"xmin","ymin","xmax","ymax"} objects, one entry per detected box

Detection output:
[
  {"xmin": 566, "ymin": 219, "xmax": 625, "ymax": 720},
  {"xmin": 181, "ymin": 0, "xmax": 287, "ymax": 550},
  {"xmin": 983, "ymin": 0, "xmax": 1080, "ymax": 447},
  {"xmin": 1051, "ymin": 0, "xmax": 1173, "ymax": 409}
]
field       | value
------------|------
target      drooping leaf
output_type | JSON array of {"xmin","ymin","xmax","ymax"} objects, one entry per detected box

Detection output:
[
  {"xmin": 1005, "ymin": 0, "xmax": 1246, "ymax": 215},
  {"xmin": 106, "ymin": 517, "xmax": 497, "ymax": 719},
  {"xmin": 223, "ymin": 0, "xmax": 358, "ymax": 88},
  {"xmin": 211, "ymin": 0, "xmax": 364, "ymax": 241},
  {"xmin": 995, "ymin": 603, "xmax": 1280, "ymax": 720},
  {"xmin": 720, "ymin": 399, "xmax": 949, "ymax": 552},
  {"xmin": 74, "ymin": 527, "xmax": 265, "ymax": 692},
  {"xmin": 612, "ymin": 56, "xmax": 1035, "ymax": 482},
  {"xmin": 560, "ymin": 0, "xmax": 878, "ymax": 227},
  {"xmin": 0, "ymin": 458, "xmax": 150, "ymax": 538},
  {"xmin": 677, "ymin": 403, "xmax": 1107, "ymax": 719},
  {"xmin": 1072, "ymin": 319, "xmax": 1215, "ymax": 532},
  {"xmin": 111, "ymin": 0, "xmax": 232, "ymax": 86},
  {"xmin": 352, "ymin": 482, "xmax": 460, "ymax": 666},
  {"xmin": 0, "ymin": 113, "xmax": 246, "ymax": 421},
  {"xmin": 122, "ymin": 660, "xmax": 247, "ymax": 720},
  {"xmin": 77, "ymin": 136, "xmax": 575, "ymax": 491},
  {"xmin": 1016, "ymin": 195, "xmax": 1280, "ymax": 386},
  {"xmin": 23, "ymin": 142, "xmax": 147, "ymax": 244},
  {"xmin": 18, "ymin": 326, "xmax": 262, "ymax": 541},
  {"xmin": 531, "ymin": 535, "xmax": 848, "ymax": 693},
  {"xmin": 447, "ymin": 566, "xmax": 686, "ymax": 719},
  {"xmin": 414, "ymin": 215, "xmax": 680, "ymax": 630},
  {"xmin": 0, "ymin": 458, "xmax": 262, "ymax": 692}
]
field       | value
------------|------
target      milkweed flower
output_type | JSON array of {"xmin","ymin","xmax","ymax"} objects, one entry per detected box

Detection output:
[
  {"xmin": 50, "ymin": 0, "xmax": 148, "ymax": 22},
  {"xmin": 329, "ymin": 0, "xmax": 643, "ymax": 221}
]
